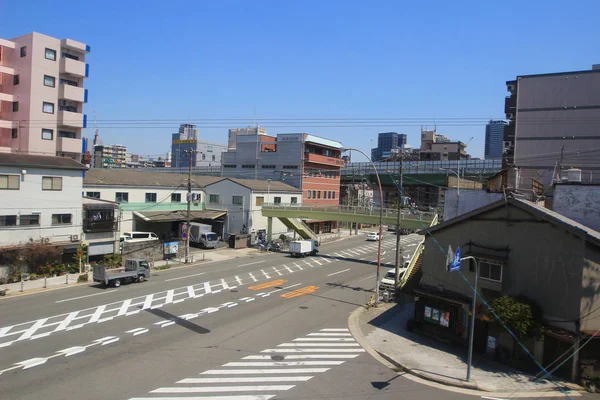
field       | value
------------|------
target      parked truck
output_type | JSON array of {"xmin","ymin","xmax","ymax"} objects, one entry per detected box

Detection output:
[
  {"xmin": 289, "ymin": 239, "xmax": 320, "ymax": 257},
  {"xmin": 188, "ymin": 222, "xmax": 220, "ymax": 249},
  {"xmin": 93, "ymin": 259, "xmax": 150, "ymax": 288}
]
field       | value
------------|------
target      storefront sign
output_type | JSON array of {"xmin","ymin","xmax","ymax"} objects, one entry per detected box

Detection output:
[
  {"xmin": 164, "ymin": 242, "xmax": 179, "ymax": 254},
  {"xmin": 440, "ymin": 311, "xmax": 450, "ymax": 327},
  {"xmin": 172, "ymin": 139, "xmax": 197, "ymax": 144}
]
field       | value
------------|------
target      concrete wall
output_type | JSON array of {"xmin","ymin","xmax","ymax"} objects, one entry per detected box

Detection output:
[
  {"xmin": 0, "ymin": 165, "xmax": 82, "ymax": 246},
  {"xmin": 443, "ymin": 189, "xmax": 503, "ymax": 221},
  {"xmin": 421, "ymin": 205, "xmax": 588, "ymax": 331},
  {"xmin": 552, "ymin": 184, "xmax": 600, "ymax": 232},
  {"xmin": 121, "ymin": 240, "xmax": 184, "ymax": 263},
  {"xmin": 581, "ymin": 243, "xmax": 600, "ymax": 332}
]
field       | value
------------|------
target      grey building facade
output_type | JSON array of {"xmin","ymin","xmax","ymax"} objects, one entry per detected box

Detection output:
[
  {"xmin": 505, "ymin": 65, "xmax": 600, "ymax": 191},
  {"xmin": 484, "ymin": 120, "xmax": 506, "ymax": 159},
  {"xmin": 171, "ymin": 124, "xmax": 226, "ymax": 169}
]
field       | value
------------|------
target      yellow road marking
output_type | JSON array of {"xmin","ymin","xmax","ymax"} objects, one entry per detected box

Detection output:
[
  {"xmin": 248, "ymin": 279, "xmax": 287, "ymax": 290},
  {"xmin": 281, "ymin": 286, "xmax": 319, "ymax": 299}
]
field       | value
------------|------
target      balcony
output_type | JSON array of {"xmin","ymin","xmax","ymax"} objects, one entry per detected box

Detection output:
[
  {"xmin": 57, "ymin": 136, "xmax": 82, "ymax": 153},
  {"xmin": 59, "ymin": 84, "xmax": 85, "ymax": 103},
  {"xmin": 59, "ymin": 57, "xmax": 86, "ymax": 78},
  {"xmin": 0, "ymin": 119, "xmax": 17, "ymax": 129},
  {"xmin": 304, "ymin": 153, "xmax": 345, "ymax": 167},
  {"xmin": 58, "ymin": 110, "xmax": 84, "ymax": 128},
  {"xmin": 0, "ymin": 65, "xmax": 15, "ymax": 75},
  {"xmin": 61, "ymin": 38, "xmax": 88, "ymax": 53},
  {"xmin": 505, "ymin": 96, "xmax": 516, "ymax": 115},
  {"xmin": 0, "ymin": 93, "xmax": 15, "ymax": 102}
]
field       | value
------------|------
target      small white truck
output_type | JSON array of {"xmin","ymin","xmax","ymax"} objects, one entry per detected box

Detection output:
[
  {"xmin": 188, "ymin": 222, "xmax": 220, "ymax": 249},
  {"xmin": 289, "ymin": 239, "xmax": 320, "ymax": 258},
  {"xmin": 93, "ymin": 259, "xmax": 150, "ymax": 288}
]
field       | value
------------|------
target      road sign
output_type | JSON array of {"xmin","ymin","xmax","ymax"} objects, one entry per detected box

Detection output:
[{"xmin": 448, "ymin": 246, "xmax": 461, "ymax": 272}]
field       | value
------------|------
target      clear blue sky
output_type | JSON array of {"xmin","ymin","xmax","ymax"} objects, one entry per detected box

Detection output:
[{"xmin": 3, "ymin": 0, "xmax": 599, "ymax": 160}]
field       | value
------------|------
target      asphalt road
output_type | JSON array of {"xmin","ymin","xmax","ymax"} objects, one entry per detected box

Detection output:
[{"xmin": 0, "ymin": 233, "xmax": 543, "ymax": 400}]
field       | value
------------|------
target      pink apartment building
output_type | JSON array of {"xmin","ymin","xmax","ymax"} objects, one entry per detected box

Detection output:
[{"xmin": 0, "ymin": 32, "xmax": 89, "ymax": 158}]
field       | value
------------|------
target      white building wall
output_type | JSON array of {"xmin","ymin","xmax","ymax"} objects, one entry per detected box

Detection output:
[
  {"xmin": 0, "ymin": 166, "xmax": 82, "ymax": 246},
  {"xmin": 552, "ymin": 184, "xmax": 600, "ymax": 232},
  {"xmin": 443, "ymin": 188, "xmax": 503, "ymax": 221}
]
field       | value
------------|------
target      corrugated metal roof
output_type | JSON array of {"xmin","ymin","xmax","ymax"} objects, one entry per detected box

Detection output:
[
  {"xmin": 213, "ymin": 177, "xmax": 301, "ymax": 193},
  {"xmin": 84, "ymin": 169, "xmax": 222, "ymax": 188},
  {"xmin": 133, "ymin": 210, "xmax": 226, "ymax": 222},
  {"xmin": 0, "ymin": 153, "xmax": 87, "ymax": 170}
]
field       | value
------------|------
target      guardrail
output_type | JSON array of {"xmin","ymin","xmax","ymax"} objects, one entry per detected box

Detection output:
[
  {"xmin": 342, "ymin": 158, "xmax": 502, "ymax": 176},
  {"xmin": 262, "ymin": 203, "xmax": 436, "ymax": 221},
  {"xmin": 399, "ymin": 239, "xmax": 425, "ymax": 288}
]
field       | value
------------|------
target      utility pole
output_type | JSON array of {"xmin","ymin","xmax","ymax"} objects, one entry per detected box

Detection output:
[
  {"xmin": 394, "ymin": 154, "xmax": 404, "ymax": 290},
  {"xmin": 184, "ymin": 149, "xmax": 199, "ymax": 264}
]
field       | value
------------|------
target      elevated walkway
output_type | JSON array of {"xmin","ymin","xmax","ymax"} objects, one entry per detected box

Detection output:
[{"xmin": 279, "ymin": 217, "xmax": 317, "ymax": 240}]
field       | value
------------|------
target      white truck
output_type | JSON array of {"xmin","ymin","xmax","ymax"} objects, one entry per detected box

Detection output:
[
  {"xmin": 93, "ymin": 259, "xmax": 150, "ymax": 288},
  {"xmin": 188, "ymin": 222, "xmax": 220, "ymax": 249},
  {"xmin": 289, "ymin": 239, "xmax": 320, "ymax": 257}
]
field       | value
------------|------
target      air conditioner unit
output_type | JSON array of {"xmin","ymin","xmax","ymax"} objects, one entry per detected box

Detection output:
[
  {"xmin": 43, "ymin": 237, "xmax": 50, "ymax": 244},
  {"xmin": 507, "ymin": 84, "xmax": 515, "ymax": 91},
  {"xmin": 71, "ymin": 234, "xmax": 79, "ymax": 242},
  {"xmin": 506, "ymin": 113, "xmax": 514, "ymax": 119}
]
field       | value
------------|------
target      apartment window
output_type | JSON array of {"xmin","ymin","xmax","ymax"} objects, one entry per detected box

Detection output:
[
  {"xmin": 20, "ymin": 214, "xmax": 40, "ymax": 226},
  {"xmin": 241, "ymin": 165, "xmax": 255, "ymax": 169},
  {"xmin": 41, "ymin": 129, "xmax": 54, "ymax": 140},
  {"xmin": 317, "ymin": 191, "xmax": 321, "ymax": 199},
  {"xmin": 171, "ymin": 193, "xmax": 181, "ymax": 202},
  {"xmin": 43, "ymin": 75, "xmax": 56, "ymax": 87},
  {"xmin": 274, "ymin": 196, "xmax": 282, "ymax": 204},
  {"xmin": 45, "ymin": 48, "xmax": 57, "ymax": 61},
  {"xmin": 312, "ymin": 190, "xmax": 316, "ymax": 198},
  {"xmin": 42, "ymin": 176, "xmax": 62, "ymax": 191},
  {"xmin": 202, "ymin": 153, "xmax": 206, "ymax": 160},
  {"xmin": 62, "ymin": 52, "xmax": 79, "ymax": 61},
  {"xmin": 223, "ymin": 164, "xmax": 237, "ymax": 168},
  {"xmin": 256, "ymin": 196, "xmax": 264, "ymax": 206},
  {"xmin": 0, "ymin": 175, "xmax": 19, "ymax": 190},
  {"xmin": 327, "ymin": 191, "xmax": 331, "ymax": 199},
  {"xmin": 261, "ymin": 165, "xmax": 276, "ymax": 169},
  {"xmin": 52, "ymin": 214, "xmax": 72, "ymax": 225},
  {"xmin": 232, "ymin": 195, "xmax": 243, "ymax": 205},
  {"xmin": 307, "ymin": 190, "xmax": 311, "ymax": 199},
  {"xmin": 116, "ymin": 192, "xmax": 129, "ymax": 203},
  {"xmin": 291, "ymin": 197, "xmax": 298, "ymax": 204},
  {"xmin": 20, "ymin": 46, "xmax": 26, "ymax": 57},
  {"xmin": 58, "ymin": 131, "xmax": 76, "ymax": 139},
  {"xmin": 0, "ymin": 215, "xmax": 17, "ymax": 226},
  {"xmin": 60, "ymin": 78, "xmax": 78, "ymax": 87},
  {"xmin": 145, "ymin": 193, "xmax": 157, "ymax": 203},
  {"xmin": 332, "ymin": 191, "xmax": 336, "ymax": 199},
  {"xmin": 43, "ymin": 102, "xmax": 55, "ymax": 114},
  {"xmin": 86, "ymin": 191, "xmax": 100, "ymax": 198},
  {"xmin": 12, "ymin": 102, "xmax": 18, "ymax": 112},
  {"xmin": 212, "ymin": 155, "xmax": 216, "ymax": 161},
  {"xmin": 13, "ymin": 75, "xmax": 19, "ymax": 85},
  {"xmin": 283, "ymin": 165, "xmax": 298, "ymax": 169},
  {"xmin": 11, "ymin": 128, "xmax": 18, "ymax": 139},
  {"xmin": 209, "ymin": 194, "xmax": 219, "ymax": 203},
  {"xmin": 479, "ymin": 260, "xmax": 503, "ymax": 282}
]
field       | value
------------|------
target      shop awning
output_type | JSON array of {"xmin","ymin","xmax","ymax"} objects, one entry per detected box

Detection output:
[
  {"xmin": 133, "ymin": 210, "xmax": 226, "ymax": 222},
  {"xmin": 414, "ymin": 285, "xmax": 472, "ymax": 306}
]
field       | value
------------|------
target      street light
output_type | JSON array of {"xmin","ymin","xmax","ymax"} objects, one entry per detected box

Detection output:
[{"xmin": 342, "ymin": 147, "xmax": 384, "ymax": 307}]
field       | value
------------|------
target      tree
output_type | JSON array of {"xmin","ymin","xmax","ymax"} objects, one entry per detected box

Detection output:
[
  {"xmin": 489, "ymin": 296, "xmax": 544, "ymax": 356},
  {"xmin": 0, "ymin": 243, "xmax": 63, "ymax": 276}
]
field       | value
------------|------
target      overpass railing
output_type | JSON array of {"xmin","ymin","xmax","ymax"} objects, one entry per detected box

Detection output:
[
  {"xmin": 261, "ymin": 203, "xmax": 436, "ymax": 221},
  {"xmin": 342, "ymin": 158, "xmax": 502, "ymax": 176}
]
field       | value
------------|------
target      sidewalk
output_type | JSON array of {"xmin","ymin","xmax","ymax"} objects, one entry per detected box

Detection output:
[{"xmin": 349, "ymin": 301, "xmax": 582, "ymax": 393}]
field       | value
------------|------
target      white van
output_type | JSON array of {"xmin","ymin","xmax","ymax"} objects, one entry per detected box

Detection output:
[{"xmin": 122, "ymin": 232, "xmax": 159, "ymax": 243}]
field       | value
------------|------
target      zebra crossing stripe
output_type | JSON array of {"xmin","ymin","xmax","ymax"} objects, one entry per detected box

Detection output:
[
  {"xmin": 223, "ymin": 361, "xmax": 345, "ymax": 367},
  {"xmin": 177, "ymin": 376, "xmax": 313, "ymax": 383},
  {"xmin": 151, "ymin": 385, "xmax": 296, "ymax": 393},
  {"xmin": 200, "ymin": 368, "xmax": 331, "ymax": 375},
  {"xmin": 131, "ymin": 396, "xmax": 275, "ymax": 400}
]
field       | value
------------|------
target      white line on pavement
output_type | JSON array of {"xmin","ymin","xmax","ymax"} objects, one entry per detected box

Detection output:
[
  {"xmin": 200, "ymin": 368, "xmax": 330, "ymax": 375},
  {"xmin": 358, "ymin": 274, "xmax": 375, "ymax": 282},
  {"xmin": 177, "ymin": 376, "xmax": 313, "ymax": 383},
  {"xmin": 243, "ymin": 354, "xmax": 359, "ymax": 360},
  {"xmin": 277, "ymin": 343, "xmax": 360, "ymax": 347},
  {"xmin": 224, "ymin": 361, "xmax": 344, "ymax": 367},
  {"xmin": 320, "ymin": 328, "xmax": 349, "ymax": 332},
  {"xmin": 327, "ymin": 268, "xmax": 350, "ymax": 277},
  {"xmin": 55, "ymin": 290, "xmax": 117, "ymax": 303},
  {"xmin": 293, "ymin": 338, "xmax": 354, "ymax": 341},
  {"xmin": 308, "ymin": 332, "xmax": 352, "ymax": 337},
  {"xmin": 237, "ymin": 260, "xmax": 266, "ymax": 268},
  {"xmin": 151, "ymin": 385, "xmax": 295, "ymax": 393},
  {"xmin": 261, "ymin": 348, "xmax": 364, "ymax": 353},
  {"xmin": 164, "ymin": 272, "xmax": 206, "ymax": 282}
]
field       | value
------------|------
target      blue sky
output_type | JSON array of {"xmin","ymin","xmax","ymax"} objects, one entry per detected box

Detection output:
[{"xmin": 3, "ymin": 0, "xmax": 598, "ymax": 160}]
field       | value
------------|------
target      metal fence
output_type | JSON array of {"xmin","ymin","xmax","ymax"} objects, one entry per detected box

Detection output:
[{"xmin": 342, "ymin": 158, "xmax": 502, "ymax": 176}]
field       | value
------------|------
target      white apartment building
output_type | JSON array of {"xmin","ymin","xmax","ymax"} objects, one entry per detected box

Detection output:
[
  {"xmin": 0, "ymin": 153, "xmax": 85, "ymax": 249},
  {"xmin": 227, "ymin": 126, "xmax": 267, "ymax": 150},
  {"xmin": 0, "ymin": 32, "xmax": 90, "ymax": 158}
]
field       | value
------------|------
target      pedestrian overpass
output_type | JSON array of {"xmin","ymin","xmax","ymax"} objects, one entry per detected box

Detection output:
[{"xmin": 261, "ymin": 204, "xmax": 437, "ymax": 242}]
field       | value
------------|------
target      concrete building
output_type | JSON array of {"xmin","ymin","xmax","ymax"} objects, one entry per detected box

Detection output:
[
  {"xmin": 552, "ymin": 181, "xmax": 600, "ymax": 233},
  {"xmin": 0, "ymin": 32, "xmax": 90, "ymax": 158},
  {"xmin": 505, "ymin": 65, "xmax": 600, "ymax": 190},
  {"xmin": 371, "ymin": 132, "xmax": 408, "ymax": 161},
  {"xmin": 484, "ymin": 120, "xmax": 506, "ymax": 159},
  {"xmin": 93, "ymin": 144, "xmax": 126, "ymax": 168},
  {"xmin": 82, "ymin": 196, "xmax": 120, "ymax": 260},
  {"xmin": 415, "ymin": 198, "xmax": 600, "ymax": 381},
  {"xmin": 222, "ymin": 132, "xmax": 344, "ymax": 234},
  {"xmin": 171, "ymin": 124, "xmax": 227, "ymax": 169},
  {"xmin": 419, "ymin": 128, "xmax": 468, "ymax": 161},
  {"xmin": 0, "ymin": 153, "xmax": 85, "ymax": 251},
  {"xmin": 228, "ymin": 127, "xmax": 267, "ymax": 150}
]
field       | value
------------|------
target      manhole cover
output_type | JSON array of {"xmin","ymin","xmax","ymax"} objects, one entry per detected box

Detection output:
[
  {"xmin": 299, "ymin": 306, "xmax": 308, "ymax": 310},
  {"xmin": 271, "ymin": 355, "xmax": 285, "ymax": 361},
  {"xmin": 230, "ymin": 289, "xmax": 238, "ymax": 292}
]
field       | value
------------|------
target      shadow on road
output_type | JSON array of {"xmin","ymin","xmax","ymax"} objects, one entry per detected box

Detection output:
[{"xmin": 145, "ymin": 307, "xmax": 210, "ymax": 335}]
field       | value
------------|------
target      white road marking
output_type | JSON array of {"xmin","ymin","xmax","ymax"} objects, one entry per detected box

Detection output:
[
  {"xmin": 55, "ymin": 290, "xmax": 117, "ymax": 303},
  {"xmin": 172, "ymin": 299, "xmax": 184, "ymax": 304},
  {"xmin": 96, "ymin": 317, "xmax": 114, "ymax": 324},
  {"xmin": 235, "ymin": 275, "xmax": 243, "ymax": 285},
  {"xmin": 66, "ymin": 324, "xmax": 85, "ymax": 331},
  {"xmin": 224, "ymin": 361, "xmax": 345, "ymax": 367},
  {"xmin": 54, "ymin": 311, "xmax": 79, "ymax": 332},
  {"xmin": 249, "ymin": 273, "xmax": 258, "ymax": 282},
  {"xmin": 152, "ymin": 386, "xmax": 295, "ymax": 393},
  {"xmin": 237, "ymin": 260, "xmax": 266, "ymax": 268},
  {"xmin": 187, "ymin": 285, "xmax": 196, "ymax": 298},
  {"xmin": 0, "ymin": 341, "xmax": 14, "ymax": 348},
  {"xmin": 320, "ymin": 328, "xmax": 349, "ymax": 332},
  {"xmin": 260, "ymin": 269, "xmax": 271, "ymax": 279},
  {"xmin": 277, "ymin": 343, "xmax": 360, "ymax": 347},
  {"xmin": 142, "ymin": 294, "xmax": 154, "ymax": 310},
  {"xmin": 327, "ymin": 268, "xmax": 350, "ymax": 277},
  {"xmin": 261, "ymin": 348, "xmax": 364, "ymax": 353},
  {"xmin": 177, "ymin": 376, "xmax": 313, "ymax": 383},
  {"xmin": 203, "ymin": 307, "xmax": 219, "ymax": 314},
  {"xmin": 358, "ymin": 274, "xmax": 375, "ymax": 282},
  {"xmin": 200, "ymin": 368, "xmax": 330, "ymax": 375},
  {"xmin": 116, "ymin": 299, "xmax": 133, "ymax": 317},
  {"xmin": 57, "ymin": 346, "xmax": 86, "ymax": 357},
  {"xmin": 161, "ymin": 321, "xmax": 175, "ymax": 328},
  {"xmin": 221, "ymin": 279, "xmax": 230, "ymax": 290},
  {"xmin": 308, "ymin": 332, "xmax": 352, "ymax": 337},
  {"xmin": 130, "ymin": 396, "xmax": 275, "ymax": 400},
  {"xmin": 312, "ymin": 259, "xmax": 322, "ymax": 265},
  {"xmin": 228, "ymin": 303, "xmax": 238, "ymax": 308},
  {"xmin": 101, "ymin": 337, "xmax": 120, "ymax": 345},
  {"xmin": 164, "ymin": 290, "xmax": 174, "ymax": 305},
  {"xmin": 319, "ymin": 257, "xmax": 332, "ymax": 263},
  {"xmin": 133, "ymin": 329, "xmax": 149, "ymax": 336},
  {"xmin": 17, "ymin": 318, "xmax": 50, "ymax": 341},
  {"xmin": 29, "ymin": 332, "xmax": 52, "ymax": 340},
  {"xmin": 16, "ymin": 358, "xmax": 48, "ymax": 369},
  {"xmin": 126, "ymin": 328, "xmax": 147, "ymax": 334},
  {"xmin": 203, "ymin": 282, "xmax": 212, "ymax": 294},
  {"xmin": 245, "ymin": 298, "xmax": 255, "ymax": 303},
  {"xmin": 164, "ymin": 272, "xmax": 206, "ymax": 282},
  {"xmin": 293, "ymin": 338, "xmax": 354, "ymax": 342},
  {"xmin": 243, "ymin": 354, "xmax": 359, "ymax": 360},
  {"xmin": 283, "ymin": 265, "xmax": 293, "ymax": 273},
  {"xmin": 238, "ymin": 297, "xmax": 252, "ymax": 301},
  {"xmin": 272, "ymin": 268, "xmax": 283, "ymax": 276}
]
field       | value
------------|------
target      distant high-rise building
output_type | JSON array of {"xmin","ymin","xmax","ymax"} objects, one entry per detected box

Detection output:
[
  {"xmin": 484, "ymin": 120, "xmax": 507, "ymax": 159},
  {"xmin": 371, "ymin": 132, "xmax": 407, "ymax": 161},
  {"xmin": 171, "ymin": 124, "xmax": 226, "ymax": 169},
  {"xmin": 93, "ymin": 144, "xmax": 126, "ymax": 168},
  {"xmin": 0, "ymin": 32, "xmax": 90, "ymax": 158},
  {"xmin": 228, "ymin": 127, "xmax": 267, "ymax": 150}
]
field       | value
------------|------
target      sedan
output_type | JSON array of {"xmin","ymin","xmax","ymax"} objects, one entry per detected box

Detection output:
[{"xmin": 366, "ymin": 232, "xmax": 381, "ymax": 241}]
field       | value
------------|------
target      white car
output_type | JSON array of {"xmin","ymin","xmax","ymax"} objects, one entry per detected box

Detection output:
[
  {"xmin": 380, "ymin": 268, "xmax": 408, "ymax": 290},
  {"xmin": 366, "ymin": 232, "xmax": 381, "ymax": 241}
]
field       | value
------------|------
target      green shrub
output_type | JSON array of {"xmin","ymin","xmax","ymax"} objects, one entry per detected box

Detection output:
[
  {"xmin": 156, "ymin": 265, "xmax": 170, "ymax": 271},
  {"xmin": 67, "ymin": 264, "xmax": 79, "ymax": 274},
  {"xmin": 29, "ymin": 273, "xmax": 38, "ymax": 281},
  {"xmin": 77, "ymin": 274, "xmax": 88, "ymax": 283}
]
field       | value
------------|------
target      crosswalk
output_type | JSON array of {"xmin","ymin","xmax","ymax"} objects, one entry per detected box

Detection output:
[
  {"xmin": 129, "ymin": 328, "xmax": 364, "ymax": 400},
  {"xmin": 0, "ymin": 237, "xmax": 418, "ymax": 350}
]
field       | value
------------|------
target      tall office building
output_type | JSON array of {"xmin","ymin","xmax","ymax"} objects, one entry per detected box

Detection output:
[
  {"xmin": 484, "ymin": 120, "xmax": 507, "ymax": 159},
  {"xmin": 171, "ymin": 124, "xmax": 227, "ymax": 169},
  {"xmin": 0, "ymin": 32, "xmax": 90, "ymax": 158},
  {"xmin": 371, "ymin": 132, "xmax": 407, "ymax": 161},
  {"xmin": 505, "ymin": 64, "xmax": 600, "ymax": 189}
]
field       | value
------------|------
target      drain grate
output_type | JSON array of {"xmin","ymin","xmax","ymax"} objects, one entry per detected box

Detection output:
[{"xmin": 271, "ymin": 355, "xmax": 285, "ymax": 361}]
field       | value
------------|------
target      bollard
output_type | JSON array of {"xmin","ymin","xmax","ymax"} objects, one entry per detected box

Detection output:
[
  {"xmin": 191, "ymin": 255, "xmax": 194, "ymax": 263},
  {"xmin": 203, "ymin": 253, "xmax": 205, "ymax": 261},
  {"xmin": 44, "ymin": 276, "xmax": 47, "ymax": 288},
  {"xmin": 66, "ymin": 274, "xmax": 69, "ymax": 285},
  {"xmin": 21, "ymin": 278, "xmax": 24, "ymax": 293}
]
